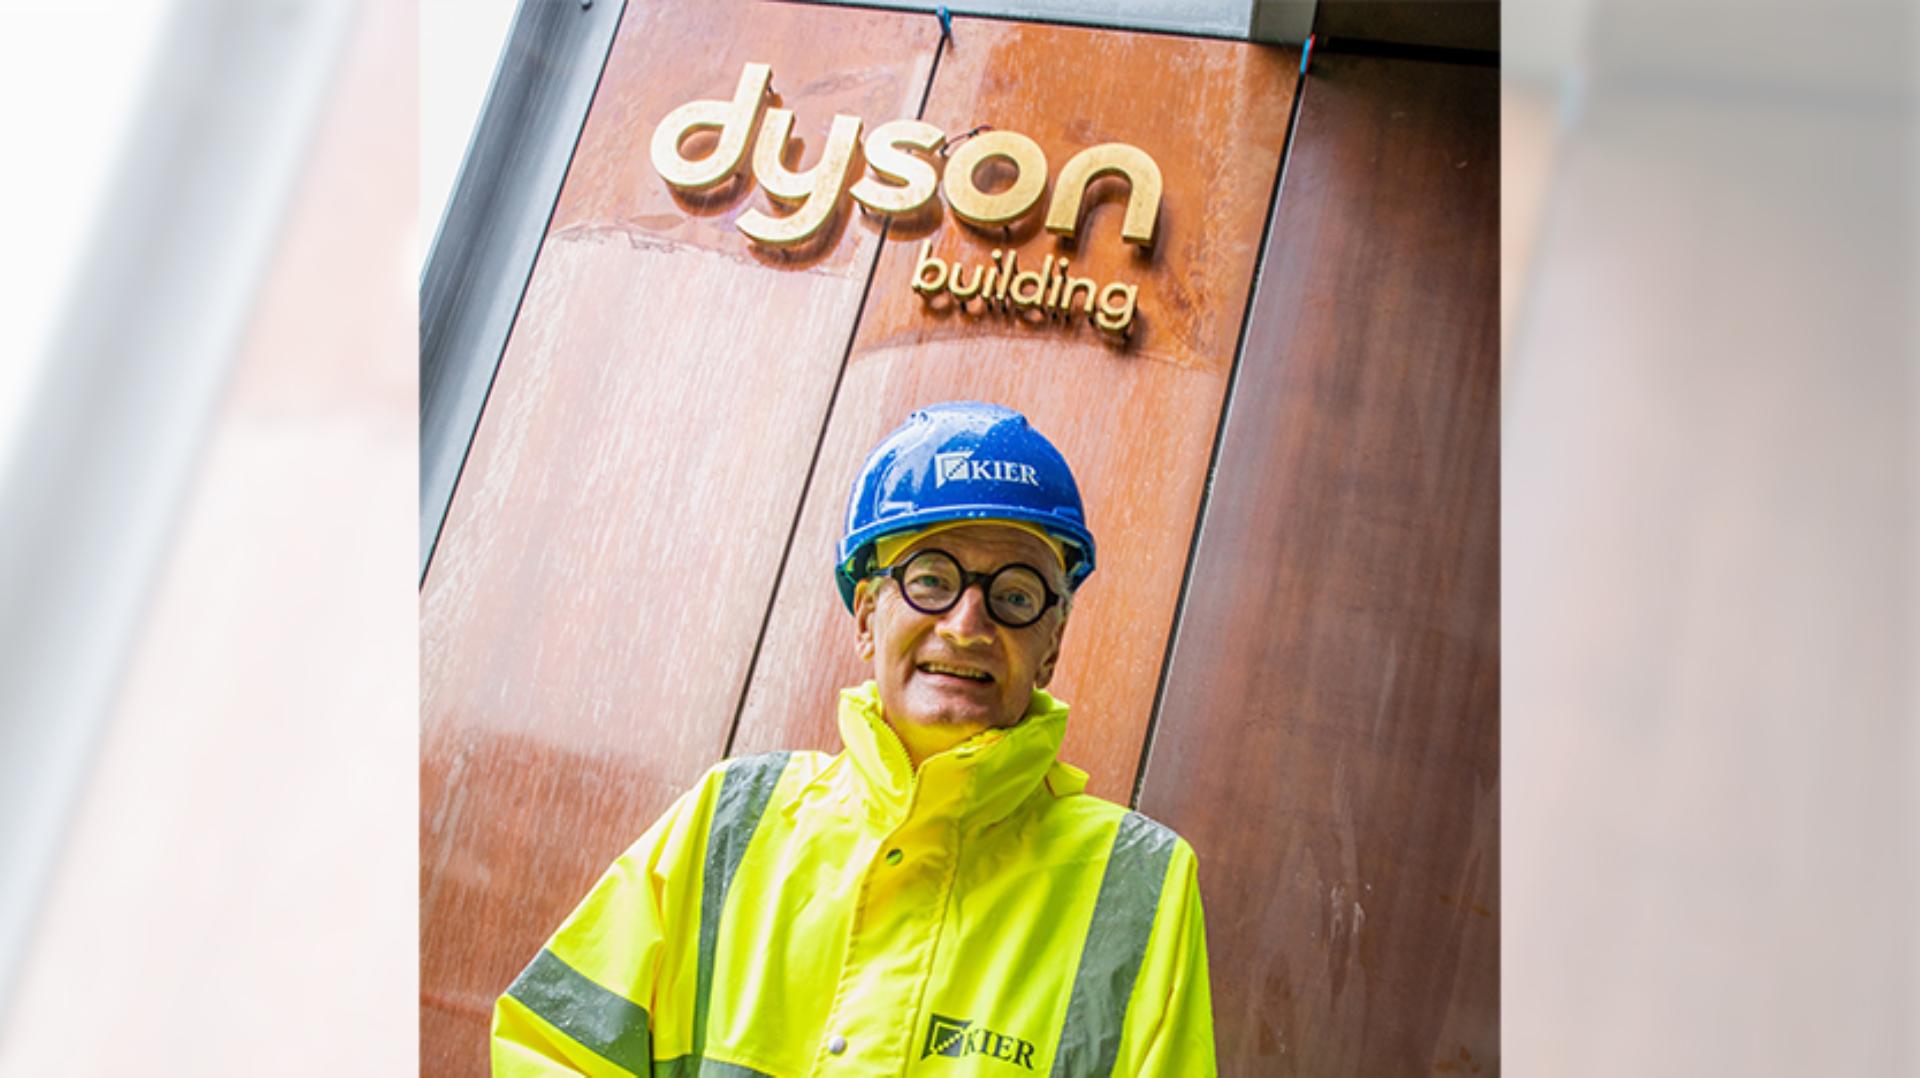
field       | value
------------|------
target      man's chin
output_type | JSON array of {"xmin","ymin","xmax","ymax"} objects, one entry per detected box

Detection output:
[
  {"xmin": 901, "ymin": 707, "xmax": 996, "ymax": 728},
  {"xmin": 898, "ymin": 689, "xmax": 1003, "ymax": 729}
]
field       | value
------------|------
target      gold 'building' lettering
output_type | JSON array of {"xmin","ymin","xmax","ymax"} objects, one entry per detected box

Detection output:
[{"xmin": 912, "ymin": 240, "xmax": 1138, "ymax": 335}]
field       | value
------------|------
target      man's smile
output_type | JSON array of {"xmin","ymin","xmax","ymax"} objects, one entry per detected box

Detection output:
[{"xmin": 916, "ymin": 660, "xmax": 996, "ymax": 683}]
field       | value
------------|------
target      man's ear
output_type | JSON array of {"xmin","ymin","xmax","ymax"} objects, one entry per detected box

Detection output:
[
  {"xmin": 853, "ymin": 581, "xmax": 876, "ymax": 662},
  {"xmin": 1034, "ymin": 610, "xmax": 1067, "ymax": 688}
]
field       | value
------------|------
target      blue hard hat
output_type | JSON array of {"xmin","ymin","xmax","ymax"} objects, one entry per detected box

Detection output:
[{"xmin": 835, "ymin": 401, "xmax": 1095, "ymax": 611}]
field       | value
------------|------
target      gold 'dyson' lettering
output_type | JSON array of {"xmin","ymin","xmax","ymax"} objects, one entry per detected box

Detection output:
[{"xmin": 651, "ymin": 62, "xmax": 1162, "ymax": 248}]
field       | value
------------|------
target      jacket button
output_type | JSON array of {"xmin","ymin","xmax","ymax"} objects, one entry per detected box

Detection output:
[
  {"xmin": 885, "ymin": 848, "xmax": 903, "ymax": 865},
  {"xmin": 827, "ymin": 1034, "xmax": 848, "ymax": 1055}
]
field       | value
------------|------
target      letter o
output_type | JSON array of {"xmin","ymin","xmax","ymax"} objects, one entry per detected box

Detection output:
[{"xmin": 942, "ymin": 130, "xmax": 1048, "ymax": 227}]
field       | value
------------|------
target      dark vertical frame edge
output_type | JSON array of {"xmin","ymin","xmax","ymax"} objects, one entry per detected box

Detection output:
[{"xmin": 418, "ymin": 0, "xmax": 630, "ymax": 584}]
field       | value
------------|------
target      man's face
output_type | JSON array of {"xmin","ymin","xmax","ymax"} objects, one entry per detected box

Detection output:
[{"xmin": 854, "ymin": 524, "xmax": 1069, "ymax": 733}]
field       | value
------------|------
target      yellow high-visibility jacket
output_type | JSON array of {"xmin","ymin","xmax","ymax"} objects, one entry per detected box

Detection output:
[{"xmin": 492, "ymin": 682, "xmax": 1214, "ymax": 1076}]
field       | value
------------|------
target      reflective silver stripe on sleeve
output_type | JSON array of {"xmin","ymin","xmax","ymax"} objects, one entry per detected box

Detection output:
[
  {"xmin": 1050, "ymin": 811, "xmax": 1179, "ymax": 1078},
  {"xmin": 694, "ymin": 751, "xmax": 792, "ymax": 1061},
  {"xmin": 507, "ymin": 947, "xmax": 652, "ymax": 1074}
]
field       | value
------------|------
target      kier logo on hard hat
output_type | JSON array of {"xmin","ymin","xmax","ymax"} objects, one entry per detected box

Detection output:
[{"xmin": 935, "ymin": 451, "xmax": 1041, "ymax": 489}]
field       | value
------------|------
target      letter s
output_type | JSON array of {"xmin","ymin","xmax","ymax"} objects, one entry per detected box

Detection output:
[{"xmin": 850, "ymin": 120, "xmax": 945, "ymax": 216}]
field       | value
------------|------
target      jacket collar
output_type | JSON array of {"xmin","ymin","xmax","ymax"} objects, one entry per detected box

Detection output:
[{"xmin": 832, "ymin": 680, "xmax": 1084, "ymax": 831}]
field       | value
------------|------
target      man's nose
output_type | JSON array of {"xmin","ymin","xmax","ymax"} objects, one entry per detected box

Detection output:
[{"xmin": 937, "ymin": 583, "xmax": 996, "ymax": 644}]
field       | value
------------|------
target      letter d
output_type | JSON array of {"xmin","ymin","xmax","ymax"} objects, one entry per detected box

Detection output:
[
  {"xmin": 1008, "ymin": 262, "xmax": 1047, "ymax": 307},
  {"xmin": 913, "ymin": 240, "xmax": 950, "ymax": 294},
  {"xmin": 650, "ymin": 62, "xmax": 771, "ymax": 190}
]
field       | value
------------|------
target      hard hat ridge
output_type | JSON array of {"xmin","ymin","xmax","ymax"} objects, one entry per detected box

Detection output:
[{"xmin": 836, "ymin": 401, "xmax": 1096, "ymax": 612}]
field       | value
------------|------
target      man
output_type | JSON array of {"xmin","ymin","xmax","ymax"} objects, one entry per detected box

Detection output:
[{"xmin": 492, "ymin": 402, "xmax": 1214, "ymax": 1076}]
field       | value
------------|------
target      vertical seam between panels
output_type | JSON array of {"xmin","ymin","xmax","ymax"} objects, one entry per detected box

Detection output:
[
  {"xmin": 724, "ymin": 25, "xmax": 949, "ymax": 757},
  {"xmin": 1131, "ymin": 59, "xmax": 1309, "ymax": 808}
]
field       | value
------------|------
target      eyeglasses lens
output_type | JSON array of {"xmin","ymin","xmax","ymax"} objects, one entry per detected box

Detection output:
[
  {"xmin": 986, "ymin": 567, "xmax": 1047, "ymax": 627},
  {"xmin": 896, "ymin": 551, "xmax": 1049, "ymax": 629},
  {"xmin": 900, "ymin": 551, "xmax": 962, "ymax": 610}
]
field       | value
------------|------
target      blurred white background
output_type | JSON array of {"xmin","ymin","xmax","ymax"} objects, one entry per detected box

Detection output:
[
  {"xmin": 0, "ymin": 0, "xmax": 416, "ymax": 1072},
  {"xmin": 0, "ymin": 0, "xmax": 172, "ymax": 473},
  {"xmin": 419, "ymin": 0, "xmax": 519, "ymax": 264}
]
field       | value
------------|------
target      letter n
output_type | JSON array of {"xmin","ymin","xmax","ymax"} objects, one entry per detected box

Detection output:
[{"xmin": 1043, "ymin": 143, "xmax": 1163, "ymax": 246}]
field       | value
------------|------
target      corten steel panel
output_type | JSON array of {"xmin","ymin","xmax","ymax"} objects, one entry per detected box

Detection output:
[
  {"xmin": 1136, "ymin": 56, "xmax": 1498, "ymax": 1075},
  {"xmin": 729, "ymin": 18, "xmax": 1299, "ymax": 800},
  {"xmin": 419, "ymin": 2, "xmax": 938, "ymax": 1071},
  {"xmin": 1314, "ymin": 0, "xmax": 1498, "ymax": 52}
]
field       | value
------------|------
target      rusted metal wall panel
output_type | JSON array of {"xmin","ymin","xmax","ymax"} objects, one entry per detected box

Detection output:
[
  {"xmin": 421, "ymin": 5, "xmax": 1497, "ymax": 1073},
  {"xmin": 726, "ymin": 17, "xmax": 1300, "ymax": 801},
  {"xmin": 418, "ymin": 3, "xmax": 939, "ymax": 1071},
  {"xmin": 1136, "ymin": 54, "xmax": 1499, "ymax": 1075}
]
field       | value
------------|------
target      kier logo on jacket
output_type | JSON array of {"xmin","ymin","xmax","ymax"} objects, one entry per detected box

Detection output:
[{"xmin": 923, "ymin": 1013, "xmax": 1037, "ymax": 1070}]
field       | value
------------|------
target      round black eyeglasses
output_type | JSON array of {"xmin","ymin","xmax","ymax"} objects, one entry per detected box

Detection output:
[{"xmin": 873, "ymin": 549, "xmax": 1061, "ymax": 629}]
